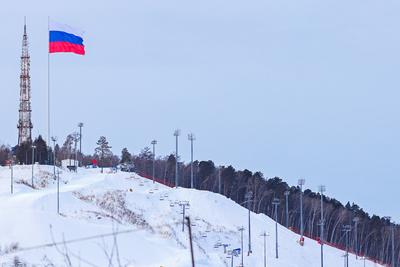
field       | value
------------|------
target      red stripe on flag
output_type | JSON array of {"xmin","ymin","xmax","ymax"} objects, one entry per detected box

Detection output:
[{"xmin": 49, "ymin": 42, "xmax": 85, "ymax": 55}]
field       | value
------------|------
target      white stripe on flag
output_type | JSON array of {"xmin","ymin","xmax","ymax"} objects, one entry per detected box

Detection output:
[{"xmin": 49, "ymin": 20, "xmax": 84, "ymax": 37}]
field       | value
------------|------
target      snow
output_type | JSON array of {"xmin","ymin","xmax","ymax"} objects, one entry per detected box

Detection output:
[{"xmin": 0, "ymin": 165, "xmax": 384, "ymax": 267}]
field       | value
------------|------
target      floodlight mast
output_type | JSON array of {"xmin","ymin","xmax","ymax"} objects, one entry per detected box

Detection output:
[
  {"xmin": 319, "ymin": 185, "xmax": 326, "ymax": 267},
  {"xmin": 173, "ymin": 129, "xmax": 180, "ymax": 188},
  {"xmin": 260, "ymin": 232, "xmax": 269, "ymax": 267},
  {"xmin": 51, "ymin": 136, "xmax": 57, "ymax": 177},
  {"xmin": 218, "ymin": 167, "xmax": 222, "ymax": 194},
  {"xmin": 284, "ymin": 190, "xmax": 290, "ymax": 228},
  {"xmin": 298, "ymin": 178, "xmax": 306, "ymax": 244},
  {"xmin": 10, "ymin": 157, "xmax": 14, "ymax": 194},
  {"xmin": 188, "ymin": 133, "xmax": 195, "ymax": 188},
  {"xmin": 57, "ymin": 169, "xmax": 60, "ymax": 214},
  {"xmin": 78, "ymin": 122, "xmax": 83, "ymax": 158},
  {"xmin": 272, "ymin": 198, "xmax": 280, "ymax": 259},
  {"xmin": 72, "ymin": 132, "xmax": 79, "ymax": 172},
  {"xmin": 238, "ymin": 227, "xmax": 244, "ymax": 267},
  {"xmin": 342, "ymin": 225, "xmax": 352, "ymax": 267},
  {"xmin": 245, "ymin": 191, "xmax": 253, "ymax": 255},
  {"xmin": 31, "ymin": 145, "xmax": 36, "ymax": 187},
  {"xmin": 151, "ymin": 140, "xmax": 157, "ymax": 183},
  {"xmin": 353, "ymin": 217, "xmax": 360, "ymax": 259},
  {"xmin": 392, "ymin": 222, "xmax": 395, "ymax": 267},
  {"xmin": 383, "ymin": 216, "xmax": 395, "ymax": 267}
]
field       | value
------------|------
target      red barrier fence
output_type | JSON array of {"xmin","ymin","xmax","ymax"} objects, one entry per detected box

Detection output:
[
  {"xmin": 137, "ymin": 173, "xmax": 175, "ymax": 188},
  {"xmin": 289, "ymin": 227, "xmax": 389, "ymax": 266}
]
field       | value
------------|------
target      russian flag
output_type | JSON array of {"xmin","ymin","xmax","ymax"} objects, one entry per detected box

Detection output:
[{"xmin": 49, "ymin": 21, "xmax": 85, "ymax": 55}]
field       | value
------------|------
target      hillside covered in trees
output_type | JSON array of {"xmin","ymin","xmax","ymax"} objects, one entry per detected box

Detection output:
[{"xmin": 130, "ymin": 147, "xmax": 398, "ymax": 266}]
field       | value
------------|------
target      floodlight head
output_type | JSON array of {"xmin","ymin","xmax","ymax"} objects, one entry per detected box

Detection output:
[
  {"xmin": 188, "ymin": 133, "xmax": 196, "ymax": 141},
  {"xmin": 272, "ymin": 198, "xmax": 280, "ymax": 205},
  {"xmin": 174, "ymin": 129, "xmax": 181, "ymax": 136},
  {"xmin": 51, "ymin": 136, "xmax": 57, "ymax": 142},
  {"xmin": 151, "ymin": 140, "xmax": 157, "ymax": 145},
  {"xmin": 284, "ymin": 190, "xmax": 290, "ymax": 196},
  {"xmin": 78, "ymin": 122, "xmax": 84, "ymax": 127},
  {"xmin": 298, "ymin": 178, "xmax": 305, "ymax": 186},
  {"xmin": 353, "ymin": 217, "xmax": 360, "ymax": 223},
  {"xmin": 32, "ymin": 145, "xmax": 36, "ymax": 149},
  {"xmin": 319, "ymin": 185, "xmax": 326, "ymax": 193}
]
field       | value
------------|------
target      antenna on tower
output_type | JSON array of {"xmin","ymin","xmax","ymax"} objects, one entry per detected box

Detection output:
[{"xmin": 24, "ymin": 16, "xmax": 26, "ymax": 34}]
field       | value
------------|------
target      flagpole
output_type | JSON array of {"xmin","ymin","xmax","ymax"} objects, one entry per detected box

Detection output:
[{"xmin": 47, "ymin": 16, "xmax": 51, "ymax": 147}]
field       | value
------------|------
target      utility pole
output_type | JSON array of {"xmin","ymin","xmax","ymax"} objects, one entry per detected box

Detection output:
[
  {"xmin": 78, "ymin": 122, "xmax": 83, "ymax": 165},
  {"xmin": 151, "ymin": 140, "xmax": 157, "ymax": 183},
  {"xmin": 174, "ymin": 129, "xmax": 180, "ymax": 188},
  {"xmin": 284, "ymin": 190, "xmax": 290, "ymax": 228},
  {"xmin": 272, "ymin": 198, "xmax": 280, "ymax": 259},
  {"xmin": 238, "ymin": 227, "xmax": 244, "ymax": 267},
  {"xmin": 260, "ymin": 232, "xmax": 269, "ymax": 267},
  {"xmin": 179, "ymin": 201, "xmax": 189, "ymax": 232},
  {"xmin": 319, "ymin": 185, "xmax": 326, "ymax": 267},
  {"xmin": 353, "ymin": 217, "xmax": 360, "ymax": 259},
  {"xmin": 188, "ymin": 133, "xmax": 195, "ymax": 188},
  {"xmin": 31, "ymin": 145, "xmax": 36, "ymax": 187},
  {"xmin": 298, "ymin": 178, "xmax": 306, "ymax": 245},
  {"xmin": 343, "ymin": 225, "xmax": 351, "ymax": 267},
  {"xmin": 51, "ymin": 136, "xmax": 57, "ymax": 177},
  {"xmin": 245, "ymin": 191, "xmax": 253, "ymax": 255}
]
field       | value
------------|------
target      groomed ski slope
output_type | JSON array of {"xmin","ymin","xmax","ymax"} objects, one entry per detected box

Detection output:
[{"xmin": 0, "ymin": 165, "xmax": 384, "ymax": 267}]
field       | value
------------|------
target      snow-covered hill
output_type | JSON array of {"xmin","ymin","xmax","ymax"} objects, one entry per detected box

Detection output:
[{"xmin": 0, "ymin": 165, "xmax": 384, "ymax": 267}]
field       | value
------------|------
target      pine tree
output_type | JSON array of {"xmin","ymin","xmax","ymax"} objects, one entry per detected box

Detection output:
[
  {"xmin": 95, "ymin": 136, "xmax": 112, "ymax": 173},
  {"xmin": 0, "ymin": 145, "xmax": 11, "ymax": 165},
  {"xmin": 120, "ymin": 148, "xmax": 132, "ymax": 164},
  {"xmin": 60, "ymin": 134, "xmax": 74, "ymax": 160},
  {"xmin": 139, "ymin": 147, "xmax": 152, "ymax": 160},
  {"xmin": 33, "ymin": 135, "xmax": 48, "ymax": 164}
]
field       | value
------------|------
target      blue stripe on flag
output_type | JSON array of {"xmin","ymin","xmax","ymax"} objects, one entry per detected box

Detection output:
[{"xmin": 49, "ymin": 31, "xmax": 83, "ymax": 45}]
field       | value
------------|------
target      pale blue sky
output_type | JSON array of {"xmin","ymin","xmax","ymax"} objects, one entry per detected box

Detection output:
[{"xmin": 1, "ymin": 0, "xmax": 399, "ymax": 220}]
